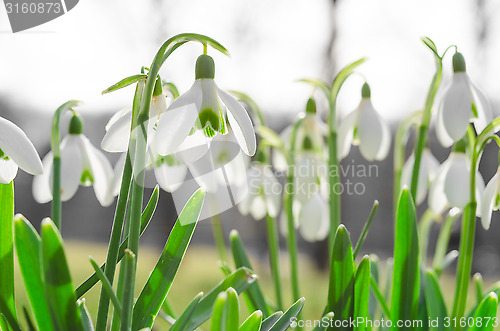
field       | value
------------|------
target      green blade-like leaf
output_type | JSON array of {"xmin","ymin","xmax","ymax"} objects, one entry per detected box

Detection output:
[
  {"xmin": 421, "ymin": 37, "xmax": 440, "ymax": 59},
  {"xmin": 170, "ymin": 293, "xmax": 203, "ymax": 331},
  {"xmin": 22, "ymin": 307, "xmax": 36, "ymax": 331},
  {"xmin": 473, "ymin": 273, "xmax": 484, "ymax": 305},
  {"xmin": 391, "ymin": 189, "xmax": 419, "ymax": 328},
  {"xmin": 41, "ymin": 218, "xmax": 83, "ymax": 331},
  {"xmin": 211, "ymin": 292, "xmax": 228, "ymax": 331},
  {"xmin": 226, "ymin": 288, "xmax": 240, "ymax": 331},
  {"xmin": 256, "ymin": 126, "xmax": 285, "ymax": 151},
  {"xmin": 469, "ymin": 293, "xmax": 498, "ymax": 331},
  {"xmin": 368, "ymin": 255, "xmax": 380, "ymax": 319},
  {"xmin": 75, "ymin": 185, "xmax": 159, "ymax": 299},
  {"xmin": 354, "ymin": 256, "xmax": 371, "ymax": 331},
  {"xmin": 184, "ymin": 267, "xmax": 257, "ymax": 331},
  {"xmin": 353, "ymin": 201, "xmax": 379, "ymax": 259},
  {"xmin": 299, "ymin": 78, "xmax": 331, "ymax": 100},
  {"xmin": 14, "ymin": 215, "xmax": 54, "ymax": 331},
  {"xmin": 369, "ymin": 276, "xmax": 391, "ymax": 320},
  {"xmin": 132, "ymin": 189, "xmax": 205, "ymax": 330},
  {"xmin": 260, "ymin": 312, "xmax": 282, "ymax": 331},
  {"xmin": 422, "ymin": 270, "xmax": 447, "ymax": 331},
  {"xmin": 77, "ymin": 299, "xmax": 95, "ymax": 331},
  {"xmin": 331, "ymin": 58, "xmax": 367, "ymax": 105},
  {"xmin": 326, "ymin": 224, "xmax": 355, "ymax": 325},
  {"xmin": 0, "ymin": 182, "xmax": 15, "ymax": 327},
  {"xmin": 89, "ymin": 257, "xmax": 122, "ymax": 316},
  {"xmin": 230, "ymin": 230, "xmax": 271, "ymax": 317},
  {"xmin": 161, "ymin": 33, "xmax": 230, "ymax": 61},
  {"xmin": 268, "ymin": 298, "xmax": 305, "ymax": 331},
  {"xmin": 239, "ymin": 311, "xmax": 263, "ymax": 331},
  {"xmin": 465, "ymin": 282, "xmax": 500, "ymax": 318},
  {"xmin": 102, "ymin": 74, "xmax": 147, "ymax": 94},
  {"xmin": 432, "ymin": 209, "xmax": 460, "ymax": 276}
]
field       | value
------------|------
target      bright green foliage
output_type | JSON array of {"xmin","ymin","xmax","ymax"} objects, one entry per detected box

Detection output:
[
  {"xmin": 354, "ymin": 257, "xmax": 371, "ymax": 331},
  {"xmin": 391, "ymin": 189, "xmax": 419, "ymax": 329},
  {"xmin": 469, "ymin": 293, "xmax": 498, "ymax": 331},
  {"xmin": 423, "ymin": 270, "xmax": 447, "ymax": 331},
  {"xmin": 238, "ymin": 310, "xmax": 263, "ymax": 331}
]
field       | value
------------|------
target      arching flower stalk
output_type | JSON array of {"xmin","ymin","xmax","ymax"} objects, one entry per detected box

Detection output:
[{"xmin": 33, "ymin": 114, "xmax": 114, "ymax": 207}]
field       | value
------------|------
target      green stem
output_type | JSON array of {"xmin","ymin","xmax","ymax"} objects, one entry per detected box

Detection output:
[
  {"xmin": 0, "ymin": 182, "xmax": 16, "ymax": 324},
  {"xmin": 432, "ymin": 209, "xmax": 461, "ymax": 276},
  {"xmin": 49, "ymin": 100, "xmax": 81, "ymax": 230},
  {"xmin": 409, "ymin": 60, "xmax": 442, "ymax": 203},
  {"xmin": 265, "ymin": 214, "xmax": 283, "ymax": 310},
  {"xmin": 95, "ymin": 80, "xmax": 143, "ymax": 331},
  {"xmin": 120, "ymin": 250, "xmax": 136, "ymax": 331},
  {"xmin": 418, "ymin": 209, "xmax": 438, "ymax": 267},
  {"xmin": 210, "ymin": 213, "xmax": 228, "ymax": 263}
]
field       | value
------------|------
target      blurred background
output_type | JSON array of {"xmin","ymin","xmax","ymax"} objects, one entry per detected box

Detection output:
[{"xmin": 2, "ymin": 0, "xmax": 500, "ymax": 310}]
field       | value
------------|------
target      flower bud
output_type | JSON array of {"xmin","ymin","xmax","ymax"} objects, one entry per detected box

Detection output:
[
  {"xmin": 195, "ymin": 54, "xmax": 215, "ymax": 79},
  {"xmin": 306, "ymin": 97, "xmax": 316, "ymax": 114},
  {"xmin": 69, "ymin": 115, "xmax": 84, "ymax": 135},
  {"xmin": 453, "ymin": 52, "xmax": 466, "ymax": 73},
  {"xmin": 361, "ymin": 83, "xmax": 371, "ymax": 98}
]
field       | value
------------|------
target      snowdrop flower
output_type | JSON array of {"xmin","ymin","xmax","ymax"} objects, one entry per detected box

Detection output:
[
  {"xmin": 154, "ymin": 54, "xmax": 256, "ymax": 163},
  {"xmin": 400, "ymin": 149, "xmax": 440, "ymax": 205},
  {"xmin": 480, "ymin": 167, "xmax": 500, "ymax": 230},
  {"xmin": 102, "ymin": 78, "xmax": 168, "ymax": 153},
  {"xmin": 0, "ymin": 116, "xmax": 43, "ymax": 183},
  {"xmin": 338, "ymin": 83, "xmax": 391, "ymax": 161},
  {"xmin": 297, "ymin": 192, "xmax": 330, "ymax": 242},
  {"xmin": 238, "ymin": 157, "xmax": 280, "ymax": 220},
  {"xmin": 33, "ymin": 115, "xmax": 114, "ymax": 206},
  {"xmin": 428, "ymin": 149, "xmax": 484, "ymax": 215},
  {"xmin": 272, "ymin": 98, "xmax": 327, "ymax": 172},
  {"xmin": 436, "ymin": 52, "xmax": 492, "ymax": 147}
]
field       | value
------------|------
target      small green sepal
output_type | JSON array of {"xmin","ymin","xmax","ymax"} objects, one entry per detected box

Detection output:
[
  {"xmin": 453, "ymin": 52, "xmax": 466, "ymax": 73},
  {"xmin": 153, "ymin": 76, "xmax": 163, "ymax": 97},
  {"xmin": 361, "ymin": 83, "xmax": 371, "ymax": 98},
  {"xmin": 195, "ymin": 54, "xmax": 215, "ymax": 79},
  {"xmin": 69, "ymin": 115, "xmax": 84, "ymax": 135},
  {"xmin": 306, "ymin": 97, "xmax": 316, "ymax": 114},
  {"xmin": 452, "ymin": 138, "xmax": 467, "ymax": 154}
]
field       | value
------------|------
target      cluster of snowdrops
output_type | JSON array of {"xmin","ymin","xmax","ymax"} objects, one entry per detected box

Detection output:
[{"xmin": 1, "ymin": 34, "xmax": 500, "ymax": 331}]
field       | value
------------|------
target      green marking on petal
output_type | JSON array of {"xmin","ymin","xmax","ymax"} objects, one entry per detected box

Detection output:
[
  {"xmin": 471, "ymin": 103, "xmax": 479, "ymax": 119},
  {"xmin": 155, "ymin": 154, "xmax": 179, "ymax": 167},
  {"xmin": 80, "ymin": 169, "xmax": 94, "ymax": 186},
  {"xmin": 353, "ymin": 126, "xmax": 360, "ymax": 145},
  {"xmin": 495, "ymin": 193, "xmax": 500, "ymax": 208},
  {"xmin": 217, "ymin": 150, "xmax": 229, "ymax": 163},
  {"xmin": 0, "ymin": 148, "xmax": 4, "ymax": 158},
  {"xmin": 302, "ymin": 135, "xmax": 314, "ymax": 151},
  {"xmin": 197, "ymin": 108, "xmax": 221, "ymax": 133}
]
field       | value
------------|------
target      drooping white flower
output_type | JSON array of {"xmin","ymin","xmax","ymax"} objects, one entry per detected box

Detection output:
[
  {"xmin": 480, "ymin": 167, "xmax": 500, "ymax": 230},
  {"xmin": 400, "ymin": 149, "xmax": 440, "ymax": 205},
  {"xmin": 272, "ymin": 98, "xmax": 327, "ymax": 172},
  {"xmin": 238, "ymin": 161, "xmax": 281, "ymax": 220},
  {"xmin": 428, "ymin": 151, "xmax": 484, "ymax": 215},
  {"xmin": 338, "ymin": 83, "xmax": 391, "ymax": 161},
  {"xmin": 294, "ymin": 152, "xmax": 327, "ymax": 204},
  {"xmin": 101, "ymin": 78, "xmax": 168, "ymax": 153},
  {"xmin": 33, "ymin": 115, "xmax": 114, "ymax": 206},
  {"xmin": 436, "ymin": 52, "xmax": 492, "ymax": 147},
  {"xmin": 154, "ymin": 54, "xmax": 256, "ymax": 162},
  {"xmin": 298, "ymin": 192, "xmax": 330, "ymax": 242},
  {"xmin": 0, "ymin": 116, "xmax": 43, "ymax": 183}
]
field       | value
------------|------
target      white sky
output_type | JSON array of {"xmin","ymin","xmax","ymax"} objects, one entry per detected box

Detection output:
[{"xmin": 1, "ymin": 0, "xmax": 499, "ymax": 121}]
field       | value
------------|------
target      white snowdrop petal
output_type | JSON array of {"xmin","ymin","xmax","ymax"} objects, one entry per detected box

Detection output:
[
  {"xmin": 155, "ymin": 81, "xmax": 202, "ymax": 156},
  {"xmin": 32, "ymin": 152, "xmax": 53, "ymax": 203},
  {"xmin": 216, "ymin": 85, "xmax": 256, "ymax": 156},
  {"xmin": 80, "ymin": 136, "xmax": 114, "ymax": 206},
  {"xmin": 338, "ymin": 110, "xmax": 358, "ymax": 160},
  {"xmin": 474, "ymin": 172, "xmax": 485, "ymax": 218},
  {"xmin": 58, "ymin": 136, "xmax": 83, "ymax": 201},
  {"xmin": 469, "ymin": 79, "xmax": 493, "ymax": 134},
  {"xmin": 109, "ymin": 153, "xmax": 126, "ymax": 199},
  {"xmin": 436, "ymin": 99, "xmax": 455, "ymax": 147},
  {"xmin": 441, "ymin": 73, "xmax": 472, "ymax": 142},
  {"xmin": 429, "ymin": 158, "xmax": 451, "ymax": 214},
  {"xmin": 101, "ymin": 112, "xmax": 132, "ymax": 153},
  {"xmin": 0, "ymin": 116, "xmax": 43, "ymax": 175},
  {"xmin": 299, "ymin": 193, "xmax": 330, "ymax": 242},
  {"xmin": 187, "ymin": 154, "xmax": 219, "ymax": 193},
  {"xmin": 250, "ymin": 195, "xmax": 267, "ymax": 220},
  {"xmin": 105, "ymin": 108, "xmax": 131, "ymax": 131},
  {"xmin": 443, "ymin": 153, "xmax": 470, "ymax": 209},
  {"xmin": 481, "ymin": 174, "xmax": 499, "ymax": 230},
  {"xmin": 294, "ymin": 154, "xmax": 321, "ymax": 204},
  {"xmin": 154, "ymin": 162, "xmax": 188, "ymax": 193},
  {"xmin": 0, "ymin": 158, "xmax": 18, "ymax": 184},
  {"xmin": 150, "ymin": 93, "xmax": 168, "ymax": 118},
  {"xmin": 358, "ymin": 100, "xmax": 389, "ymax": 161},
  {"xmin": 174, "ymin": 130, "xmax": 211, "ymax": 164}
]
